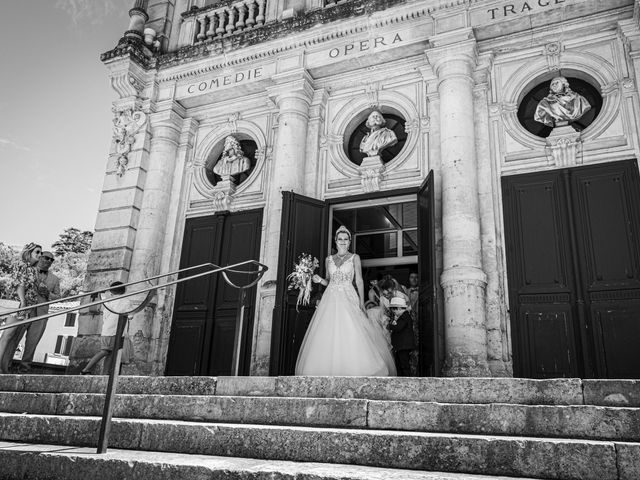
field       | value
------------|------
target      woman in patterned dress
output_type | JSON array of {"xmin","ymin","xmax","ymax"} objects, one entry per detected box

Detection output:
[{"xmin": 0, "ymin": 243, "xmax": 42, "ymax": 373}]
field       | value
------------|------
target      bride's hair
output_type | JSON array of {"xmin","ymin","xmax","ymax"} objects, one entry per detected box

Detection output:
[{"xmin": 334, "ymin": 225, "xmax": 352, "ymax": 242}]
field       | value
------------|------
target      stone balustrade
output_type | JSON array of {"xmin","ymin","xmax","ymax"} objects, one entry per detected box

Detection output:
[{"xmin": 193, "ymin": 0, "xmax": 266, "ymax": 43}]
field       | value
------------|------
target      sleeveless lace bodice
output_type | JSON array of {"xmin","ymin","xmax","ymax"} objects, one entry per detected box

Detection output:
[{"xmin": 328, "ymin": 254, "xmax": 355, "ymax": 290}]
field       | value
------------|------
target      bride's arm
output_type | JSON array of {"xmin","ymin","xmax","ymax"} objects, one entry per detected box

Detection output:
[
  {"xmin": 312, "ymin": 257, "xmax": 330, "ymax": 286},
  {"xmin": 353, "ymin": 254, "xmax": 366, "ymax": 310}
]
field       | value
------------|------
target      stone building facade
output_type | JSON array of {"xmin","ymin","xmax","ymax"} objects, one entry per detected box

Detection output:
[{"xmin": 70, "ymin": 0, "xmax": 640, "ymax": 379}]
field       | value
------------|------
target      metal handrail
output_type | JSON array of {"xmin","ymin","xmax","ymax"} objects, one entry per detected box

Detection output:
[
  {"xmin": 0, "ymin": 259, "xmax": 268, "ymax": 454},
  {"xmin": 0, "ymin": 260, "xmax": 266, "ymax": 331}
]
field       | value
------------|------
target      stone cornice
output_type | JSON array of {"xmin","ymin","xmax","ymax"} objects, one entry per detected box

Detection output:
[
  {"xmin": 101, "ymin": 37, "xmax": 157, "ymax": 71},
  {"xmin": 156, "ymin": 0, "xmax": 435, "ymax": 78}
]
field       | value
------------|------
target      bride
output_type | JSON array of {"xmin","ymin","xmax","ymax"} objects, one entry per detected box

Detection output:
[{"xmin": 295, "ymin": 226, "xmax": 396, "ymax": 376}]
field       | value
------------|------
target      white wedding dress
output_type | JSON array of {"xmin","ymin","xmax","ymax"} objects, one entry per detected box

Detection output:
[{"xmin": 295, "ymin": 254, "xmax": 397, "ymax": 376}]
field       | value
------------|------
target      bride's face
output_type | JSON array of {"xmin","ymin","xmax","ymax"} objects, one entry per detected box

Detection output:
[{"xmin": 335, "ymin": 233, "xmax": 351, "ymax": 251}]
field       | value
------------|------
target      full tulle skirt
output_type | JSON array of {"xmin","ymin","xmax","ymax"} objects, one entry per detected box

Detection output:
[{"xmin": 295, "ymin": 284, "xmax": 397, "ymax": 376}]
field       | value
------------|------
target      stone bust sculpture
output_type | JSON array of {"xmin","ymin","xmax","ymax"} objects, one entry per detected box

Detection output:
[
  {"xmin": 534, "ymin": 76, "xmax": 591, "ymax": 127},
  {"xmin": 213, "ymin": 135, "xmax": 251, "ymax": 179},
  {"xmin": 359, "ymin": 110, "xmax": 398, "ymax": 157}
]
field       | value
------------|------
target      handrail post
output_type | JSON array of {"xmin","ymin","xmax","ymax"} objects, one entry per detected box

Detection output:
[{"xmin": 96, "ymin": 313, "xmax": 127, "ymax": 454}]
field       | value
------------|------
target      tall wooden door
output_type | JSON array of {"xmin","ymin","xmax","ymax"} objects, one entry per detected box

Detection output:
[
  {"xmin": 270, "ymin": 192, "xmax": 328, "ymax": 375},
  {"xmin": 502, "ymin": 160, "xmax": 640, "ymax": 378},
  {"xmin": 165, "ymin": 209, "xmax": 263, "ymax": 376},
  {"xmin": 417, "ymin": 171, "xmax": 441, "ymax": 376}
]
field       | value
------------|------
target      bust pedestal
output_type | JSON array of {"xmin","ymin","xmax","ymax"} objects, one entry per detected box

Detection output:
[
  {"xmin": 545, "ymin": 125, "xmax": 582, "ymax": 168},
  {"xmin": 211, "ymin": 177, "xmax": 237, "ymax": 211},
  {"xmin": 359, "ymin": 155, "xmax": 385, "ymax": 192}
]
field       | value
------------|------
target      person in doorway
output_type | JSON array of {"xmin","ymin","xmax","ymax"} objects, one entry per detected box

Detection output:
[
  {"xmin": 0, "ymin": 243, "xmax": 42, "ymax": 374},
  {"xmin": 18, "ymin": 251, "xmax": 61, "ymax": 372},
  {"xmin": 388, "ymin": 296, "xmax": 415, "ymax": 377},
  {"xmin": 81, "ymin": 281, "xmax": 132, "ymax": 375},
  {"xmin": 295, "ymin": 226, "xmax": 396, "ymax": 376},
  {"xmin": 407, "ymin": 270, "xmax": 420, "ymax": 376},
  {"xmin": 366, "ymin": 274, "xmax": 410, "ymax": 348}
]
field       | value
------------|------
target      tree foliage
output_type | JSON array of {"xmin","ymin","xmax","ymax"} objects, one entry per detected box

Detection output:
[
  {"xmin": 0, "ymin": 243, "xmax": 19, "ymax": 300},
  {"xmin": 52, "ymin": 251, "xmax": 89, "ymax": 298},
  {"xmin": 0, "ymin": 228, "xmax": 93, "ymax": 301},
  {"xmin": 51, "ymin": 228, "xmax": 93, "ymax": 257}
]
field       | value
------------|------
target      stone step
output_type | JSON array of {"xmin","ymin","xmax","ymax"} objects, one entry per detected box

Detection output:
[
  {"xmin": 0, "ymin": 391, "xmax": 638, "ymax": 441},
  {"xmin": 0, "ymin": 413, "xmax": 637, "ymax": 480},
  {"xmin": 0, "ymin": 441, "xmax": 542, "ymax": 480},
  {"xmin": 1, "ymin": 375, "xmax": 639, "ymax": 406}
]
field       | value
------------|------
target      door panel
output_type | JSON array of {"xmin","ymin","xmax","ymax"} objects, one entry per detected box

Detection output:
[
  {"xmin": 571, "ymin": 162, "xmax": 640, "ymax": 377},
  {"xmin": 503, "ymin": 160, "xmax": 640, "ymax": 378},
  {"xmin": 209, "ymin": 210, "xmax": 263, "ymax": 375},
  {"xmin": 166, "ymin": 210, "xmax": 262, "ymax": 376},
  {"xmin": 165, "ymin": 216, "xmax": 222, "ymax": 376},
  {"xmin": 502, "ymin": 172, "xmax": 579, "ymax": 377},
  {"xmin": 417, "ymin": 171, "xmax": 440, "ymax": 376},
  {"xmin": 270, "ymin": 192, "xmax": 328, "ymax": 375},
  {"xmin": 521, "ymin": 305, "xmax": 578, "ymax": 378},
  {"xmin": 592, "ymin": 303, "xmax": 640, "ymax": 377}
]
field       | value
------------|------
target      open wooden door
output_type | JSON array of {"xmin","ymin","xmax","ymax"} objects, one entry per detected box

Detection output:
[
  {"xmin": 417, "ymin": 171, "xmax": 440, "ymax": 376},
  {"xmin": 270, "ymin": 192, "xmax": 328, "ymax": 375}
]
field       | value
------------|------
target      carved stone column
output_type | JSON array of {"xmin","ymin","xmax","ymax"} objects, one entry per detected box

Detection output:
[
  {"xmin": 474, "ymin": 54, "xmax": 511, "ymax": 376},
  {"xmin": 426, "ymin": 31, "xmax": 490, "ymax": 376},
  {"xmin": 126, "ymin": 103, "xmax": 184, "ymax": 374},
  {"xmin": 251, "ymin": 71, "xmax": 314, "ymax": 374}
]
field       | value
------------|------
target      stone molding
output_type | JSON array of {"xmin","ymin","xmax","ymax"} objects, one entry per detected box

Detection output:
[
  {"xmin": 158, "ymin": 0, "xmax": 431, "ymax": 75},
  {"xmin": 105, "ymin": 55, "xmax": 149, "ymax": 99},
  {"xmin": 192, "ymin": 117, "xmax": 269, "ymax": 209},
  {"xmin": 324, "ymin": 89, "xmax": 420, "ymax": 191},
  {"xmin": 498, "ymin": 47, "xmax": 623, "ymax": 158},
  {"xmin": 266, "ymin": 70, "xmax": 315, "ymax": 112},
  {"xmin": 426, "ymin": 31, "xmax": 478, "ymax": 86},
  {"xmin": 440, "ymin": 265, "xmax": 488, "ymax": 289},
  {"xmin": 545, "ymin": 126, "xmax": 583, "ymax": 168},
  {"xmin": 359, "ymin": 155, "xmax": 385, "ymax": 193}
]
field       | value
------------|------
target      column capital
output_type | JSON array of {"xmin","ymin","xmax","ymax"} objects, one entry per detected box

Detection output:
[
  {"xmin": 266, "ymin": 69, "xmax": 315, "ymax": 107},
  {"xmin": 426, "ymin": 29, "xmax": 478, "ymax": 80},
  {"xmin": 149, "ymin": 101, "xmax": 185, "ymax": 139}
]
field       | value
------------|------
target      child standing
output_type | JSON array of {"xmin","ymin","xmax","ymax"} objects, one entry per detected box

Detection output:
[
  {"xmin": 388, "ymin": 296, "xmax": 416, "ymax": 377},
  {"xmin": 81, "ymin": 281, "xmax": 131, "ymax": 375}
]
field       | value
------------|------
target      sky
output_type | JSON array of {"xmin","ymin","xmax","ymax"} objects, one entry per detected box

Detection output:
[{"xmin": 0, "ymin": 1, "xmax": 131, "ymax": 250}]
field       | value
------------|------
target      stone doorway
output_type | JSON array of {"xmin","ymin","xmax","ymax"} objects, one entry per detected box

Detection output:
[{"xmin": 270, "ymin": 173, "xmax": 439, "ymax": 376}]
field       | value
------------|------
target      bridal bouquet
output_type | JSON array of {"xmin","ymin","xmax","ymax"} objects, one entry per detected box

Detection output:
[{"xmin": 287, "ymin": 253, "xmax": 320, "ymax": 311}]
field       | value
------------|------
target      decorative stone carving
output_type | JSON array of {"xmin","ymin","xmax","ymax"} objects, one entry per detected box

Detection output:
[
  {"xmin": 359, "ymin": 111, "xmax": 398, "ymax": 157},
  {"xmin": 544, "ymin": 42, "xmax": 561, "ymax": 71},
  {"xmin": 359, "ymin": 155, "xmax": 385, "ymax": 192},
  {"xmin": 255, "ymin": 145, "xmax": 273, "ymax": 164},
  {"xmin": 212, "ymin": 186, "xmax": 234, "ymax": 211},
  {"xmin": 212, "ymin": 135, "xmax": 251, "ymax": 179},
  {"xmin": 545, "ymin": 125, "xmax": 582, "ymax": 167},
  {"xmin": 226, "ymin": 113, "xmax": 240, "ymax": 134},
  {"xmin": 404, "ymin": 118, "xmax": 420, "ymax": 135},
  {"xmin": 364, "ymin": 82, "xmax": 380, "ymax": 109},
  {"xmin": 534, "ymin": 76, "xmax": 591, "ymax": 127},
  {"xmin": 112, "ymin": 107, "xmax": 147, "ymax": 177}
]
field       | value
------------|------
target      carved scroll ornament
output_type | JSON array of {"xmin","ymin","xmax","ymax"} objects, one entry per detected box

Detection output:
[{"xmin": 112, "ymin": 108, "xmax": 147, "ymax": 177}]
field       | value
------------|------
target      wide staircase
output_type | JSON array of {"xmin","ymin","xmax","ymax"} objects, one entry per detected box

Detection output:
[{"xmin": 0, "ymin": 375, "xmax": 638, "ymax": 479}]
